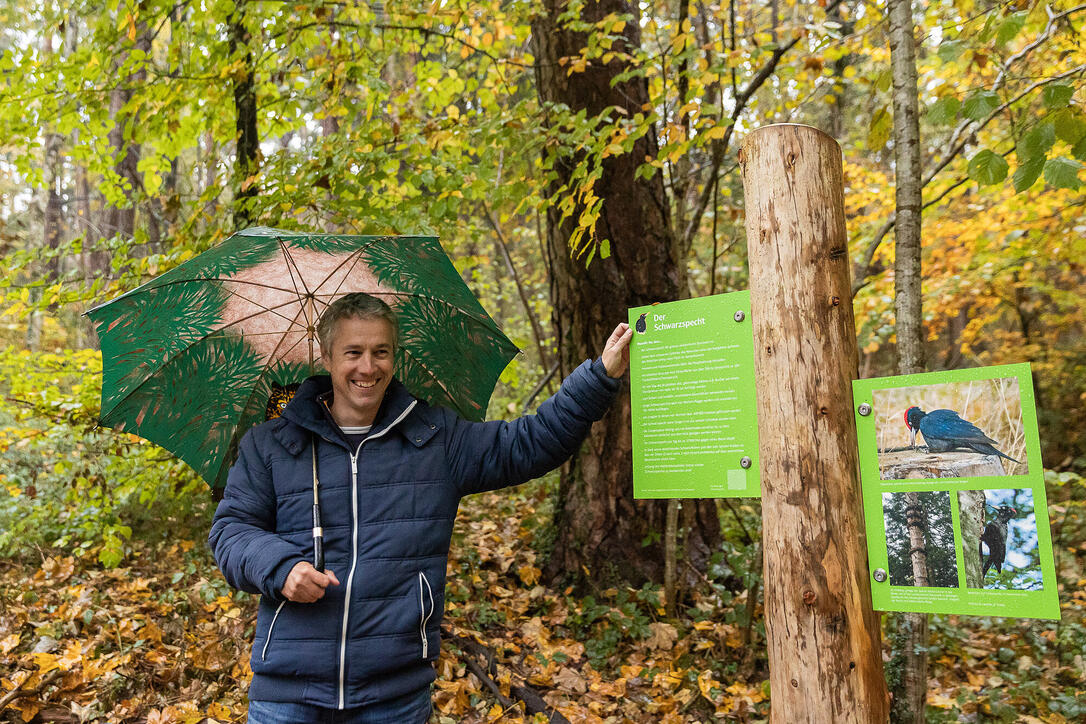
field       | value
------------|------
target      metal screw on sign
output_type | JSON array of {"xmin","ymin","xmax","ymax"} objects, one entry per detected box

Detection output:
[
  {"xmin": 873, "ymin": 568, "xmax": 887, "ymax": 583},
  {"xmin": 734, "ymin": 310, "xmax": 746, "ymax": 323},
  {"xmin": 740, "ymin": 456, "xmax": 752, "ymax": 469},
  {"xmin": 857, "ymin": 403, "xmax": 872, "ymax": 416}
]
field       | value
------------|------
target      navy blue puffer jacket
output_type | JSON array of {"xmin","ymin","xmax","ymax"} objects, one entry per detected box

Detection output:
[{"xmin": 208, "ymin": 359, "xmax": 619, "ymax": 709}]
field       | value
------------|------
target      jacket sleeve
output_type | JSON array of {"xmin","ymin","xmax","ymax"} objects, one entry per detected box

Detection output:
[
  {"xmin": 208, "ymin": 429, "xmax": 306, "ymax": 601},
  {"xmin": 448, "ymin": 358, "xmax": 621, "ymax": 496}
]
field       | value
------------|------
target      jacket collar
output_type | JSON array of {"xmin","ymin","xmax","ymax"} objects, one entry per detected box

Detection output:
[{"xmin": 277, "ymin": 374, "xmax": 433, "ymax": 451}]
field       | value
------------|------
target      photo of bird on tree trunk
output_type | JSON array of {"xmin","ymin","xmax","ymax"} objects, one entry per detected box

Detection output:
[
  {"xmin": 872, "ymin": 377, "xmax": 1028, "ymax": 480},
  {"xmin": 957, "ymin": 489, "xmax": 1042, "ymax": 591},
  {"xmin": 881, "ymin": 491, "xmax": 959, "ymax": 588}
]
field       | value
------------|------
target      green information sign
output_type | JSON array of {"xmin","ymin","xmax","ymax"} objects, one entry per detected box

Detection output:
[
  {"xmin": 629, "ymin": 292, "xmax": 760, "ymax": 499},
  {"xmin": 853, "ymin": 363, "xmax": 1059, "ymax": 619}
]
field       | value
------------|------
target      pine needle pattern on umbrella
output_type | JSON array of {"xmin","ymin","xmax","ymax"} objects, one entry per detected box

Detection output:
[{"xmin": 90, "ymin": 227, "xmax": 519, "ymax": 491}]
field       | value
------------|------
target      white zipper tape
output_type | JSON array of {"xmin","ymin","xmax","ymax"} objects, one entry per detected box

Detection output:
[
  {"xmin": 261, "ymin": 600, "xmax": 287, "ymax": 662},
  {"xmin": 419, "ymin": 572, "xmax": 434, "ymax": 658}
]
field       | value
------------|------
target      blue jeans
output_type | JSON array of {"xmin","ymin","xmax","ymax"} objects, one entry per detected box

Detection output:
[{"xmin": 248, "ymin": 687, "xmax": 431, "ymax": 724}]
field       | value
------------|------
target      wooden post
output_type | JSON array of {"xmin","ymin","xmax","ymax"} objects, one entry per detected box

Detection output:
[{"xmin": 740, "ymin": 124, "xmax": 890, "ymax": 723}]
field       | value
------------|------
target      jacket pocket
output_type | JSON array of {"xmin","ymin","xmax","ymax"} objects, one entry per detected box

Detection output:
[
  {"xmin": 261, "ymin": 600, "xmax": 287, "ymax": 662},
  {"xmin": 418, "ymin": 572, "xmax": 434, "ymax": 659}
]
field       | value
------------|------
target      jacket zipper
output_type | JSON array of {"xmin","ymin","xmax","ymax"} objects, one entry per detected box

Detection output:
[
  {"xmin": 418, "ymin": 572, "xmax": 434, "ymax": 658},
  {"xmin": 261, "ymin": 600, "xmax": 286, "ymax": 662},
  {"xmin": 336, "ymin": 401, "xmax": 418, "ymax": 710}
]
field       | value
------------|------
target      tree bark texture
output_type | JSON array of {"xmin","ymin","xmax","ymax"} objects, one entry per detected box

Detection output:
[
  {"xmin": 888, "ymin": 2, "xmax": 928, "ymax": 721},
  {"xmin": 231, "ymin": 2, "xmax": 259, "ymax": 230},
  {"xmin": 903, "ymin": 491, "xmax": 930, "ymax": 587},
  {"xmin": 741, "ymin": 124, "xmax": 889, "ymax": 723},
  {"xmin": 880, "ymin": 450, "xmax": 1006, "ymax": 480},
  {"xmin": 888, "ymin": 0, "xmax": 924, "ymax": 374},
  {"xmin": 532, "ymin": 0, "xmax": 719, "ymax": 586},
  {"xmin": 957, "ymin": 490, "xmax": 985, "ymax": 588}
]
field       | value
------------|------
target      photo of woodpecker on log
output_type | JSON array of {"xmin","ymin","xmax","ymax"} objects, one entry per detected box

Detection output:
[
  {"xmin": 872, "ymin": 377, "xmax": 1028, "ymax": 480},
  {"xmin": 881, "ymin": 491, "xmax": 958, "ymax": 588},
  {"xmin": 957, "ymin": 489, "xmax": 1042, "ymax": 591}
]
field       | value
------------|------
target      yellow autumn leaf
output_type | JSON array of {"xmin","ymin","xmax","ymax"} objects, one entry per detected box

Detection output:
[
  {"xmin": 703, "ymin": 125, "xmax": 729, "ymax": 141},
  {"xmin": 698, "ymin": 669, "xmax": 720, "ymax": 701},
  {"xmin": 929, "ymin": 692, "xmax": 957, "ymax": 709},
  {"xmin": 0, "ymin": 633, "xmax": 19, "ymax": 654}
]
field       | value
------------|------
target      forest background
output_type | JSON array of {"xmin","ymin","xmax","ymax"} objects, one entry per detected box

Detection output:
[{"xmin": 0, "ymin": 0, "xmax": 1084, "ymax": 722}]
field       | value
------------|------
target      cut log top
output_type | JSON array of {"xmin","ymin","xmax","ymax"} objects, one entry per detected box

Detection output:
[{"xmin": 879, "ymin": 449, "xmax": 1007, "ymax": 479}]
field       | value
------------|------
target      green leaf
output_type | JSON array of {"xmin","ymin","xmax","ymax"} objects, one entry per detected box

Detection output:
[
  {"xmin": 927, "ymin": 97, "xmax": 961, "ymax": 126},
  {"xmin": 962, "ymin": 91, "xmax": 1000, "ymax": 121},
  {"xmin": 875, "ymin": 70, "xmax": 892, "ymax": 93},
  {"xmin": 937, "ymin": 40, "xmax": 966, "ymax": 63},
  {"xmin": 968, "ymin": 149, "xmax": 1009, "ymax": 185},
  {"xmin": 1043, "ymin": 84, "xmax": 1074, "ymax": 109},
  {"xmin": 1051, "ymin": 107, "xmax": 1086, "ymax": 145},
  {"xmin": 978, "ymin": 12, "xmax": 998, "ymax": 43},
  {"xmin": 1013, "ymin": 156, "xmax": 1044, "ymax": 192},
  {"xmin": 868, "ymin": 105, "xmax": 891, "ymax": 151},
  {"xmin": 995, "ymin": 11, "xmax": 1028, "ymax": 46},
  {"xmin": 1073, "ymin": 135, "xmax": 1086, "ymax": 162},
  {"xmin": 1018, "ymin": 122, "xmax": 1055, "ymax": 159},
  {"xmin": 1043, "ymin": 157, "xmax": 1083, "ymax": 190}
]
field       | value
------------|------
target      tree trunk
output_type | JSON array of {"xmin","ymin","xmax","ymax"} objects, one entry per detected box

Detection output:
[
  {"xmin": 532, "ymin": 0, "xmax": 719, "ymax": 586},
  {"xmin": 104, "ymin": 20, "xmax": 150, "ymax": 242},
  {"xmin": 889, "ymin": 0, "xmax": 924, "ymax": 375},
  {"xmin": 957, "ymin": 490, "xmax": 985, "ymax": 588},
  {"xmin": 105, "ymin": 83, "xmax": 137, "ymax": 240},
  {"xmin": 888, "ymin": 0, "xmax": 928, "ymax": 721},
  {"xmin": 903, "ymin": 492, "xmax": 930, "ymax": 587},
  {"xmin": 823, "ymin": 4, "xmax": 856, "ymax": 140},
  {"xmin": 230, "ymin": 1, "xmax": 259, "ymax": 229},
  {"xmin": 29, "ymin": 130, "xmax": 64, "ymax": 351},
  {"xmin": 741, "ymin": 124, "xmax": 889, "ymax": 723},
  {"xmin": 28, "ymin": 28, "xmax": 65, "ymax": 350}
]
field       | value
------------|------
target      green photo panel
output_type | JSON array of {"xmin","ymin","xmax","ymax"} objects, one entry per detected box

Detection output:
[
  {"xmin": 629, "ymin": 292, "xmax": 760, "ymax": 499},
  {"xmin": 853, "ymin": 363, "xmax": 1059, "ymax": 619}
]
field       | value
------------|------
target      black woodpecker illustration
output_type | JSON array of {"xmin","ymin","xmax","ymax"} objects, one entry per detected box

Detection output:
[
  {"xmin": 980, "ymin": 504, "xmax": 1017, "ymax": 577},
  {"xmin": 904, "ymin": 406, "xmax": 1020, "ymax": 463},
  {"xmin": 635, "ymin": 313, "xmax": 648, "ymax": 333}
]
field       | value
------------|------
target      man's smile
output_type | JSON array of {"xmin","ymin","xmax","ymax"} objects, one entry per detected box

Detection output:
[{"xmin": 351, "ymin": 379, "xmax": 379, "ymax": 389}]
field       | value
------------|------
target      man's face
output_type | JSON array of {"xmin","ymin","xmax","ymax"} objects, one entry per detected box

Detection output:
[{"xmin": 320, "ymin": 316, "xmax": 396, "ymax": 427}]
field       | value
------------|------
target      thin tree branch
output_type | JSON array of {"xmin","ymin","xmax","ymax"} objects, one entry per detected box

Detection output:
[
  {"xmin": 680, "ymin": 0, "xmax": 845, "ymax": 247},
  {"xmin": 481, "ymin": 202, "xmax": 553, "ymax": 375}
]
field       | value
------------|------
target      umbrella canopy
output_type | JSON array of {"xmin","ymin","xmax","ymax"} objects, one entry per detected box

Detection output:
[{"xmin": 89, "ymin": 227, "xmax": 519, "ymax": 491}]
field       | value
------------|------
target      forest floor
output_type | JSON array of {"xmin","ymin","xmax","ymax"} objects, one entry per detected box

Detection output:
[{"xmin": 1, "ymin": 481, "xmax": 1084, "ymax": 723}]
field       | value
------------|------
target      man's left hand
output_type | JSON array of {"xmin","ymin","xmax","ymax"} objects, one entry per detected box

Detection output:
[{"xmin": 601, "ymin": 323, "xmax": 634, "ymax": 378}]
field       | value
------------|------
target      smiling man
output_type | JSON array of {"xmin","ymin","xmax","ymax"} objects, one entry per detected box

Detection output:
[{"xmin": 209, "ymin": 292, "xmax": 632, "ymax": 724}]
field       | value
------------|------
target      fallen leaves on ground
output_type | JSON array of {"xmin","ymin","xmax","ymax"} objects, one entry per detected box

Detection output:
[{"xmin": 1, "ymin": 482, "xmax": 1083, "ymax": 722}]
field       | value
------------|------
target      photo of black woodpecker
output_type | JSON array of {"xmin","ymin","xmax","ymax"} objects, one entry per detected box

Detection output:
[
  {"xmin": 981, "ymin": 505, "xmax": 1017, "ymax": 576},
  {"xmin": 635, "ymin": 313, "xmax": 648, "ymax": 333},
  {"xmin": 904, "ymin": 406, "xmax": 1020, "ymax": 463}
]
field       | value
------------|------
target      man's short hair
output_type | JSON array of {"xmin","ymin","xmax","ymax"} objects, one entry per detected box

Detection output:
[{"xmin": 317, "ymin": 293, "xmax": 399, "ymax": 354}]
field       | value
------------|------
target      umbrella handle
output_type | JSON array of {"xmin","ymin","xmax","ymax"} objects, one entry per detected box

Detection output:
[{"xmin": 312, "ymin": 504, "xmax": 324, "ymax": 573}]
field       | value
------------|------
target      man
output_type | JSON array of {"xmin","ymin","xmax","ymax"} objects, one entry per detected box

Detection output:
[{"xmin": 209, "ymin": 293, "xmax": 632, "ymax": 723}]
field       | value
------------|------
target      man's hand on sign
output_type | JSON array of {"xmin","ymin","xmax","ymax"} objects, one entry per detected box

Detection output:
[
  {"xmin": 282, "ymin": 561, "xmax": 340, "ymax": 603},
  {"xmin": 602, "ymin": 323, "xmax": 634, "ymax": 378}
]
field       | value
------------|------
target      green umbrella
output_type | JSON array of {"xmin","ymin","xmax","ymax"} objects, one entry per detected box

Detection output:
[{"xmin": 89, "ymin": 227, "xmax": 519, "ymax": 492}]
